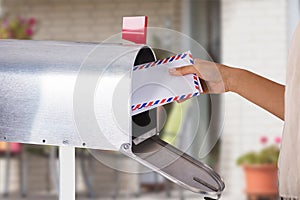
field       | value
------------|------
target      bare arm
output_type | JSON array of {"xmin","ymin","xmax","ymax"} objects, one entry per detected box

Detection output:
[
  {"xmin": 229, "ymin": 68, "xmax": 285, "ymax": 120},
  {"xmin": 169, "ymin": 59, "xmax": 285, "ymax": 120}
]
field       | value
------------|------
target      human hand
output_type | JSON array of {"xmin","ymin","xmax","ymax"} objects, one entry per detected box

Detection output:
[
  {"xmin": 168, "ymin": 58, "xmax": 285, "ymax": 120},
  {"xmin": 168, "ymin": 59, "xmax": 233, "ymax": 94}
]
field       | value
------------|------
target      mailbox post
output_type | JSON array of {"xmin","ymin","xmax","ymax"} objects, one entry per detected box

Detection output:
[{"xmin": 59, "ymin": 147, "xmax": 75, "ymax": 200}]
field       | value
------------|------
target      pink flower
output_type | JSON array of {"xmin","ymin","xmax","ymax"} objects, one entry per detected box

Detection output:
[
  {"xmin": 275, "ymin": 136, "xmax": 281, "ymax": 144},
  {"xmin": 25, "ymin": 28, "xmax": 33, "ymax": 36},
  {"xmin": 260, "ymin": 136, "xmax": 268, "ymax": 144},
  {"xmin": 28, "ymin": 18, "xmax": 36, "ymax": 26}
]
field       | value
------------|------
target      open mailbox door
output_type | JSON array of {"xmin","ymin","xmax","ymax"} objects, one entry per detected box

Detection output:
[
  {"xmin": 122, "ymin": 134, "xmax": 225, "ymax": 199},
  {"xmin": 121, "ymin": 110, "xmax": 225, "ymax": 199}
]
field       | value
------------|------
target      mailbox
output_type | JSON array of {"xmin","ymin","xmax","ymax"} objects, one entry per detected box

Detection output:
[
  {"xmin": 0, "ymin": 39, "xmax": 224, "ymax": 199},
  {"xmin": 0, "ymin": 18, "xmax": 224, "ymax": 199}
]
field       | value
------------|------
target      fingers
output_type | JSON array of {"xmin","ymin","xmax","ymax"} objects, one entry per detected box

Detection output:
[{"xmin": 168, "ymin": 65, "xmax": 200, "ymax": 77}]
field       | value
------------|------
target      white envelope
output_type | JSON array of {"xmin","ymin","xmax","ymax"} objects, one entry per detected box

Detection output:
[{"xmin": 131, "ymin": 51, "xmax": 202, "ymax": 116}]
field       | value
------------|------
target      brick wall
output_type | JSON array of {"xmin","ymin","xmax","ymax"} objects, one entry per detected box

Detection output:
[
  {"xmin": 1, "ymin": 0, "xmax": 182, "ymax": 42},
  {"xmin": 220, "ymin": 0, "xmax": 287, "ymax": 198},
  {"xmin": 0, "ymin": 0, "xmax": 2, "ymax": 16}
]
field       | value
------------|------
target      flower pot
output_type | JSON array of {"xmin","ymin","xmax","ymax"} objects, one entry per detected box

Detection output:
[{"xmin": 243, "ymin": 164, "xmax": 278, "ymax": 195}]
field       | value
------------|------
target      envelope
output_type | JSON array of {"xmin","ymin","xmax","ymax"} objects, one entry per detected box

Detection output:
[{"xmin": 131, "ymin": 51, "xmax": 202, "ymax": 116}]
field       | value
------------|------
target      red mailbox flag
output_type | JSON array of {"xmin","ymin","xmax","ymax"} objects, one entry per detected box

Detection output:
[{"xmin": 122, "ymin": 16, "xmax": 148, "ymax": 44}]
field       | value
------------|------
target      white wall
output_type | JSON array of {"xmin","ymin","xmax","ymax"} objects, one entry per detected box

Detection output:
[
  {"xmin": 221, "ymin": 0, "xmax": 287, "ymax": 198},
  {"xmin": 287, "ymin": 0, "xmax": 300, "ymax": 43}
]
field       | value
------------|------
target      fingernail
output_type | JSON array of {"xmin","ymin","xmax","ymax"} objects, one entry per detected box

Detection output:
[{"xmin": 169, "ymin": 68, "xmax": 180, "ymax": 76}]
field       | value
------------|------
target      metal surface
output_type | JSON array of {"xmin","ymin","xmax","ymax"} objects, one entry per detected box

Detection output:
[
  {"xmin": 0, "ymin": 39, "xmax": 154, "ymax": 150},
  {"xmin": 59, "ymin": 146, "xmax": 75, "ymax": 200},
  {"xmin": 121, "ymin": 136, "xmax": 225, "ymax": 199}
]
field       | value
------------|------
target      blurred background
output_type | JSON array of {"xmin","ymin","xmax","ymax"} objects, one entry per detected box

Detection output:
[{"xmin": 0, "ymin": 0, "xmax": 298, "ymax": 199}]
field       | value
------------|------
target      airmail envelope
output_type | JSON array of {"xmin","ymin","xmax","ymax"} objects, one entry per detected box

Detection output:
[{"xmin": 131, "ymin": 51, "xmax": 202, "ymax": 116}]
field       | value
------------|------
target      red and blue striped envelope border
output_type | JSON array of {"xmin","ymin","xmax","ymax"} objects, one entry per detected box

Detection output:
[{"xmin": 131, "ymin": 51, "xmax": 201, "ymax": 113}]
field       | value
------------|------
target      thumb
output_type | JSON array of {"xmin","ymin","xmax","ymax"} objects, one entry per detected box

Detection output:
[{"xmin": 168, "ymin": 65, "xmax": 200, "ymax": 76}]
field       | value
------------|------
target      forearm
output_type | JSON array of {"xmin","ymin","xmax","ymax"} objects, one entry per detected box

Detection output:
[
  {"xmin": 227, "ymin": 68, "xmax": 285, "ymax": 120},
  {"xmin": 169, "ymin": 60, "xmax": 285, "ymax": 120}
]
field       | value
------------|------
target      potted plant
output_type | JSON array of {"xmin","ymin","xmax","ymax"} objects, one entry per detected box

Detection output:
[
  {"xmin": 0, "ymin": 15, "xmax": 37, "ymax": 39},
  {"xmin": 237, "ymin": 136, "xmax": 281, "ymax": 196}
]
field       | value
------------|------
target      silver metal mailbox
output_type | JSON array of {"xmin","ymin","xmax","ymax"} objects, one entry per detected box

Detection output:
[{"xmin": 0, "ymin": 39, "xmax": 224, "ymax": 199}]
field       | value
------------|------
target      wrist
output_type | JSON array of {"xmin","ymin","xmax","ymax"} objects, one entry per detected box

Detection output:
[{"xmin": 221, "ymin": 65, "xmax": 242, "ymax": 93}]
